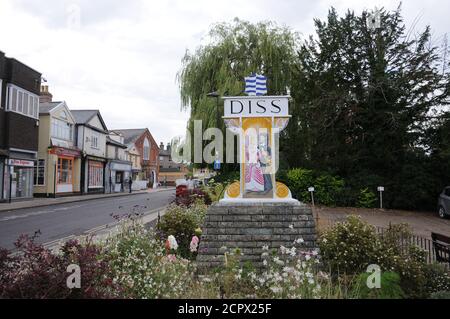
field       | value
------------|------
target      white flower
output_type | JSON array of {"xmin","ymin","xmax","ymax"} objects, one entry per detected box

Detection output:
[
  {"xmin": 263, "ymin": 259, "xmax": 268, "ymax": 267},
  {"xmin": 295, "ymin": 238, "xmax": 305, "ymax": 244},
  {"xmin": 262, "ymin": 245, "xmax": 269, "ymax": 251},
  {"xmin": 270, "ymin": 286, "xmax": 282, "ymax": 294},
  {"xmin": 280, "ymin": 246, "xmax": 287, "ymax": 254},
  {"xmin": 289, "ymin": 247, "xmax": 297, "ymax": 257},
  {"xmin": 167, "ymin": 235, "xmax": 178, "ymax": 250},
  {"xmin": 273, "ymin": 257, "xmax": 285, "ymax": 266},
  {"xmin": 305, "ymin": 254, "xmax": 311, "ymax": 261},
  {"xmin": 289, "ymin": 224, "xmax": 294, "ymax": 229}
]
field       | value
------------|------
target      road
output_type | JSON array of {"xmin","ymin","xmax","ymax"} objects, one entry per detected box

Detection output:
[{"xmin": 0, "ymin": 190, "xmax": 175, "ymax": 250}]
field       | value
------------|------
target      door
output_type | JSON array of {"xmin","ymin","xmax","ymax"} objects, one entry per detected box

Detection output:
[{"xmin": 115, "ymin": 171, "xmax": 123, "ymax": 192}]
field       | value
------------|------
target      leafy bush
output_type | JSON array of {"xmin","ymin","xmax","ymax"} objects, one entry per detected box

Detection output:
[
  {"xmin": 356, "ymin": 271, "xmax": 404, "ymax": 299},
  {"xmin": 156, "ymin": 200, "xmax": 207, "ymax": 258},
  {"xmin": 429, "ymin": 290, "xmax": 450, "ymax": 299},
  {"xmin": 285, "ymin": 168, "xmax": 345, "ymax": 206},
  {"xmin": 175, "ymin": 188, "xmax": 211, "ymax": 206},
  {"xmin": 105, "ymin": 222, "xmax": 194, "ymax": 298},
  {"xmin": 202, "ymin": 181, "xmax": 227, "ymax": 202},
  {"xmin": 0, "ymin": 235, "xmax": 118, "ymax": 299},
  {"xmin": 357, "ymin": 188, "xmax": 377, "ymax": 208},
  {"xmin": 319, "ymin": 217, "xmax": 441, "ymax": 298},
  {"xmin": 423, "ymin": 263, "xmax": 450, "ymax": 295},
  {"xmin": 319, "ymin": 216, "xmax": 378, "ymax": 274}
]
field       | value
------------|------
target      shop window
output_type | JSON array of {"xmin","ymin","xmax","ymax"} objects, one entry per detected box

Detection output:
[
  {"xmin": 58, "ymin": 158, "xmax": 73, "ymax": 184},
  {"xmin": 33, "ymin": 159, "xmax": 45, "ymax": 186},
  {"xmin": 88, "ymin": 161, "xmax": 103, "ymax": 188}
]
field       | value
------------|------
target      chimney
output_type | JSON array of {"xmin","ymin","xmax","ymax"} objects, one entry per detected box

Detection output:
[
  {"xmin": 166, "ymin": 143, "xmax": 171, "ymax": 153},
  {"xmin": 159, "ymin": 142, "xmax": 164, "ymax": 150},
  {"xmin": 40, "ymin": 84, "xmax": 53, "ymax": 103}
]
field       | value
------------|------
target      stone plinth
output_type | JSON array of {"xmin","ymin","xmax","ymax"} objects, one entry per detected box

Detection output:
[{"xmin": 196, "ymin": 201, "xmax": 317, "ymax": 270}]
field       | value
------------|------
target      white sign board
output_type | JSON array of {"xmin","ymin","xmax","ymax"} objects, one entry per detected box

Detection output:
[
  {"xmin": 8, "ymin": 159, "xmax": 34, "ymax": 167},
  {"xmin": 377, "ymin": 186, "xmax": 384, "ymax": 192},
  {"xmin": 308, "ymin": 187, "xmax": 315, "ymax": 192},
  {"xmin": 223, "ymin": 96, "xmax": 289, "ymax": 118}
]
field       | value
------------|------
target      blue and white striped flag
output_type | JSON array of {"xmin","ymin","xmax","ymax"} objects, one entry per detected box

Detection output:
[{"xmin": 244, "ymin": 73, "xmax": 267, "ymax": 96}]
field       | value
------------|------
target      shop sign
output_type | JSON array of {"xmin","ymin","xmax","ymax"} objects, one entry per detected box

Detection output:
[
  {"xmin": 50, "ymin": 147, "xmax": 81, "ymax": 158},
  {"xmin": 8, "ymin": 159, "xmax": 34, "ymax": 167}
]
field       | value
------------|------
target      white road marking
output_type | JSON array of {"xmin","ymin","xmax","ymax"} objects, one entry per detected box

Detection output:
[{"xmin": 0, "ymin": 205, "xmax": 83, "ymax": 222}]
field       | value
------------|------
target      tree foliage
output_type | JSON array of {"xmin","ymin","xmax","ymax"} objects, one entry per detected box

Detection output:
[{"xmin": 178, "ymin": 8, "xmax": 450, "ymax": 210}]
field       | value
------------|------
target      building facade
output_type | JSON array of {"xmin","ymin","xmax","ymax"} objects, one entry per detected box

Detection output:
[
  {"xmin": 0, "ymin": 51, "xmax": 41, "ymax": 202},
  {"xmin": 72, "ymin": 110, "xmax": 108, "ymax": 194},
  {"xmin": 158, "ymin": 142, "xmax": 188, "ymax": 186},
  {"xmin": 105, "ymin": 131, "xmax": 132, "ymax": 193},
  {"xmin": 34, "ymin": 95, "xmax": 82, "ymax": 197},
  {"xmin": 112, "ymin": 128, "xmax": 159, "ymax": 188}
]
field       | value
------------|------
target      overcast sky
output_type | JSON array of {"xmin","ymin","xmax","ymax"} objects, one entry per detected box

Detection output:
[{"xmin": 0, "ymin": 0, "xmax": 448, "ymax": 144}]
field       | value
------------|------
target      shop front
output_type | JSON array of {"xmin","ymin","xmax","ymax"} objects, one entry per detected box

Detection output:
[
  {"xmin": 46, "ymin": 147, "xmax": 81, "ymax": 196},
  {"xmin": 83, "ymin": 157, "xmax": 105, "ymax": 194},
  {"xmin": 2, "ymin": 158, "xmax": 35, "ymax": 201},
  {"xmin": 105, "ymin": 160, "xmax": 132, "ymax": 193}
]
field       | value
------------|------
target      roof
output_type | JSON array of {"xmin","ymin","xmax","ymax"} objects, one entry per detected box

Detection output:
[
  {"xmin": 71, "ymin": 109, "xmax": 108, "ymax": 132},
  {"xmin": 112, "ymin": 128, "xmax": 147, "ymax": 145},
  {"xmin": 71, "ymin": 110, "xmax": 98, "ymax": 124},
  {"xmin": 39, "ymin": 101, "xmax": 63, "ymax": 114},
  {"xmin": 106, "ymin": 136, "xmax": 127, "ymax": 148}
]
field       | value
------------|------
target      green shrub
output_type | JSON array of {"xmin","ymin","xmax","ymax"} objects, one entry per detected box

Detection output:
[
  {"xmin": 424, "ymin": 263, "xmax": 450, "ymax": 295},
  {"xmin": 285, "ymin": 168, "xmax": 345, "ymax": 206},
  {"xmin": 319, "ymin": 217, "xmax": 435, "ymax": 298},
  {"xmin": 156, "ymin": 200, "xmax": 207, "ymax": 258},
  {"xmin": 106, "ymin": 222, "xmax": 194, "ymax": 298},
  {"xmin": 356, "ymin": 271, "xmax": 404, "ymax": 299},
  {"xmin": 429, "ymin": 290, "xmax": 450, "ymax": 299},
  {"xmin": 357, "ymin": 188, "xmax": 377, "ymax": 208},
  {"xmin": 319, "ymin": 216, "xmax": 379, "ymax": 274}
]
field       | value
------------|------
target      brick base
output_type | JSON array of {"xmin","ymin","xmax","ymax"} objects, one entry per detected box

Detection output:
[{"xmin": 196, "ymin": 201, "xmax": 317, "ymax": 270}]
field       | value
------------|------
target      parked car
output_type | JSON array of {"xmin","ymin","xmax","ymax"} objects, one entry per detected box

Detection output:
[{"xmin": 438, "ymin": 186, "xmax": 450, "ymax": 219}]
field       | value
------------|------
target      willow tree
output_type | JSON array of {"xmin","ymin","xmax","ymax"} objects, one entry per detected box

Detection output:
[{"xmin": 177, "ymin": 18, "xmax": 300, "ymax": 170}]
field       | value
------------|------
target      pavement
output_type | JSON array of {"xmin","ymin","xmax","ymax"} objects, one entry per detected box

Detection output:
[
  {"xmin": 0, "ymin": 188, "xmax": 175, "ymax": 250},
  {"xmin": 0, "ymin": 187, "xmax": 175, "ymax": 213}
]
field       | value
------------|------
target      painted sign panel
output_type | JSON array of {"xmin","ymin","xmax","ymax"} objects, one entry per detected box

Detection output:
[{"xmin": 223, "ymin": 96, "xmax": 289, "ymax": 118}]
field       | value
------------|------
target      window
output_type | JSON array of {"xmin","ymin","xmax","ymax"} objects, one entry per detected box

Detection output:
[
  {"xmin": 6, "ymin": 84, "xmax": 39, "ymax": 119},
  {"xmin": 91, "ymin": 133, "xmax": 99, "ymax": 149},
  {"xmin": 57, "ymin": 157, "xmax": 73, "ymax": 184},
  {"xmin": 33, "ymin": 159, "xmax": 45, "ymax": 186},
  {"xmin": 159, "ymin": 156, "xmax": 164, "ymax": 161},
  {"xmin": 88, "ymin": 161, "xmax": 103, "ymax": 188},
  {"xmin": 143, "ymin": 138, "xmax": 150, "ymax": 160},
  {"xmin": 52, "ymin": 118, "xmax": 73, "ymax": 140}
]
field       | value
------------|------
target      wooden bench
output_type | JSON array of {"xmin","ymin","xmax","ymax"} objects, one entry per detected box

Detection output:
[{"xmin": 431, "ymin": 232, "xmax": 450, "ymax": 265}]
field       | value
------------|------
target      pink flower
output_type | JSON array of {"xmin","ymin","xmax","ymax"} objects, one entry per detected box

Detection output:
[
  {"xmin": 167, "ymin": 254, "xmax": 177, "ymax": 262},
  {"xmin": 190, "ymin": 235, "xmax": 199, "ymax": 252}
]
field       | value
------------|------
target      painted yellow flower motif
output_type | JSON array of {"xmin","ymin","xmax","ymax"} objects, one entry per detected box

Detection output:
[
  {"xmin": 276, "ymin": 182, "xmax": 290, "ymax": 198},
  {"xmin": 226, "ymin": 182, "xmax": 240, "ymax": 198}
]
